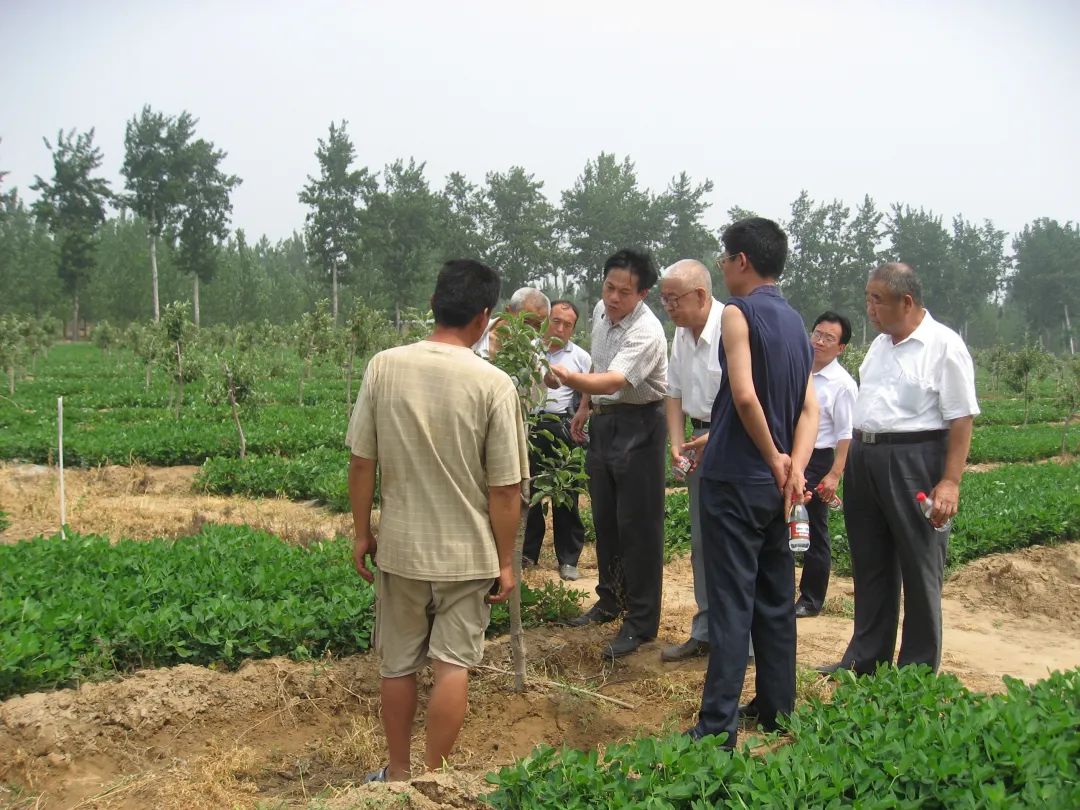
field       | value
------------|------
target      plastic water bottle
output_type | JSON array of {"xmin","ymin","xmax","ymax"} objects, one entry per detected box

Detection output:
[
  {"xmin": 815, "ymin": 482, "xmax": 842, "ymax": 510},
  {"xmin": 788, "ymin": 501, "xmax": 810, "ymax": 552},
  {"xmin": 916, "ymin": 491, "xmax": 951, "ymax": 533},
  {"xmin": 672, "ymin": 449, "xmax": 696, "ymax": 482}
]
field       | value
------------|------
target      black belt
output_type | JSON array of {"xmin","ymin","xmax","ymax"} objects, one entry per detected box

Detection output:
[
  {"xmin": 689, "ymin": 417, "xmax": 710, "ymax": 430},
  {"xmin": 855, "ymin": 429, "xmax": 948, "ymax": 445},
  {"xmin": 591, "ymin": 401, "xmax": 662, "ymax": 416}
]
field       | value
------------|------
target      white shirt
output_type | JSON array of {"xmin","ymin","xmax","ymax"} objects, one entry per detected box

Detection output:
[
  {"xmin": 543, "ymin": 341, "xmax": 592, "ymax": 413},
  {"xmin": 666, "ymin": 298, "xmax": 724, "ymax": 421},
  {"xmin": 471, "ymin": 317, "xmax": 498, "ymax": 359},
  {"xmin": 812, "ymin": 358, "xmax": 858, "ymax": 448},
  {"xmin": 853, "ymin": 310, "xmax": 980, "ymax": 433}
]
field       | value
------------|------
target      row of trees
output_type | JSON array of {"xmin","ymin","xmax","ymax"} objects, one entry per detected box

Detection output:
[{"xmin": 3, "ymin": 111, "xmax": 1078, "ymax": 351}]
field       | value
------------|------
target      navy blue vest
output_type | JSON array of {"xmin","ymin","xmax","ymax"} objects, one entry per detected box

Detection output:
[{"xmin": 701, "ymin": 285, "xmax": 812, "ymax": 484}]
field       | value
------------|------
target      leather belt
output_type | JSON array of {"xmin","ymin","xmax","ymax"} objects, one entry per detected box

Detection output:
[
  {"xmin": 591, "ymin": 401, "xmax": 662, "ymax": 416},
  {"xmin": 855, "ymin": 429, "xmax": 948, "ymax": 445},
  {"xmin": 689, "ymin": 417, "xmax": 710, "ymax": 430}
]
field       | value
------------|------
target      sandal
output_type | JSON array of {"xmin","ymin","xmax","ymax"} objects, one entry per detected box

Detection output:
[{"xmin": 364, "ymin": 765, "xmax": 389, "ymax": 783}]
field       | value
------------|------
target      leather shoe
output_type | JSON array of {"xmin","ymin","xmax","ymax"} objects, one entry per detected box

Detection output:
[
  {"xmin": 661, "ymin": 638, "xmax": 709, "ymax": 662},
  {"xmin": 738, "ymin": 702, "xmax": 758, "ymax": 722},
  {"xmin": 559, "ymin": 564, "xmax": 580, "ymax": 581},
  {"xmin": 604, "ymin": 633, "xmax": 645, "ymax": 659},
  {"xmin": 795, "ymin": 602, "xmax": 820, "ymax": 619},
  {"xmin": 814, "ymin": 661, "xmax": 851, "ymax": 675},
  {"xmin": 567, "ymin": 605, "xmax": 617, "ymax": 627}
]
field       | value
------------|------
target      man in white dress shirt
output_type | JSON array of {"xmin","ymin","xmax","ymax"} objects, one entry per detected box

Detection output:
[
  {"xmin": 795, "ymin": 311, "xmax": 859, "ymax": 618},
  {"xmin": 657, "ymin": 260, "xmax": 725, "ymax": 662},
  {"xmin": 524, "ymin": 300, "xmax": 592, "ymax": 580},
  {"xmin": 819, "ymin": 263, "xmax": 979, "ymax": 675}
]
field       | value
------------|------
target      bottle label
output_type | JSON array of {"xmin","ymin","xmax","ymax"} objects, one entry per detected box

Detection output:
[{"xmin": 788, "ymin": 520, "xmax": 810, "ymax": 552}]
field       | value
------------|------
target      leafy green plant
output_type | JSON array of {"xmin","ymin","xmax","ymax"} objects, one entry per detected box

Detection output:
[
  {"xmin": 489, "ymin": 580, "xmax": 587, "ymax": 636},
  {"xmin": 0, "ymin": 525, "xmax": 375, "ymax": 698},
  {"xmin": 663, "ymin": 489, "xmax": 692, "ymax": 561}
]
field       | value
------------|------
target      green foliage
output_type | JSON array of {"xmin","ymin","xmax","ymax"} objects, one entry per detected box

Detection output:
[
  {"xmin": 489, "ymin": 580, "xmax": 588, "ymax": 636},
  {"xmin": 663, "ymin": 489, "xmax": 692, "ymax": 562},
  {"xmin": 0, "ymin": 508, "xmax": 9, "ymax": 532},
  {"xmin": 1010, "ymin": 219, "xmax": 1080, "ymax": 354},
  {"xmin": 486, "ymin": 665, "xmax": 1080, "ymax": 809},
  {"xmin": 196, "ymin": 448, "xmax": 352, "ymax": 512},
  {"xmin": 969, "ymin": 423, "xmax": 1076, "ymax": 463},
  {"xmin": 1056, "ymin": 355, "xmax": 1080, "ymax": 454},
  {"xmin": 830, "ymin": 461, "xmax": 1080, "ymax": 575},
  {"xmin": 1002, "ymin": 341, "xmax": 1055, "ymax": 425},
  {"xmin": 0, "ymin": 526, "xmax": 375, "ymax": 699}
]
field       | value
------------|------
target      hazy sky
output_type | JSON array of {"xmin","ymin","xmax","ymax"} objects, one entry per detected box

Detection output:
[{"xmin": 2, "ymin": 0, "xmax": 1078, "ymax": 245}]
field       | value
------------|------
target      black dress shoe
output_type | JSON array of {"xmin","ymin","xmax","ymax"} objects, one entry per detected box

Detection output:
[
  {"xmin": 661, "ymin": 638, "xmax": 709, "ymax": 662},
  {"xmin": 795, "ymin": 602, "xmax": 821, "ymax": 619},
  {"xmin": 814, "ymin": 661, "xmax": 851, "ymax": 675},
  {"xmin": 738, "ymin": 702, "xmax": 759, "ymax": 722},
  {"xmin": 567, "ymin": 605, "xmax": 617, "ymax": 627},
  {"xmin": 604, "ymin": 633, "xmax": 645, "ymax": 659}
]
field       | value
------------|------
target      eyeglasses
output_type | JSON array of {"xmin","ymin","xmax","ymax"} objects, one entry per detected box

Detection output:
[
  {"xmin": 659, "ymin": 290, "xmax": 698, "ymax": 310},
  {"xmin": 810, "ymin": 330, "xmax": 840, "ymax": 345},
  {"xmin": 715, "ymin": 252, "xmax": 740, "ymax": 269}
]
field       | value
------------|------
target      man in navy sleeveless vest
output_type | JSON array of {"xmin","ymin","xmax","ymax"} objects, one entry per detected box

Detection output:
[{"xmin": 686, "ymin": 218, "xmax": 819, "ymax": 749}]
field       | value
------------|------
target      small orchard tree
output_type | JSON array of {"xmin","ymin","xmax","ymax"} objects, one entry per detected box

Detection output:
[
  {"xmin": 0, "ymin": 315, "xmax": 26, "ymax": 396},
  {"xmin": 1057, "ymin": 355, "xmax": 1080, "ymax": 455},
  {"xmin": 158, "ymin": 301, "xmax": 196, "ymax": 416},
  {"xmin": 487, "ymin": 312, "xmax": 587, "ymax": 692},
  {"xmin": 295, "ymin": 299, "xmax": 336, "ymax": 405},
  {"xmin": 343, "ymin": 299, "xmax": 397, "ymax": 405},
  {"xmin": 125, "ymin": 321, "xmax": 163, "ymax": 390},
  {"xmin": 1004, "ymin": 341, "xmax": 1054, "ymax": 426},
  {"xmin": 92, "ymin": 320, "xmax": 119, "ymax": 356},
  {"xmin": 205, "ymin": 354, "xmax": 259, "ymax": 459}
]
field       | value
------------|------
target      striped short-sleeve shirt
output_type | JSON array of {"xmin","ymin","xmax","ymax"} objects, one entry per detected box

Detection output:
[{"xmin": 589, "ymin": 300, "xmax": 667, "ymax": 406}]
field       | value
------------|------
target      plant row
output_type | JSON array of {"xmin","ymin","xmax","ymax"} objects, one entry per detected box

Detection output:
[
  {"xmin": 829, "ymin": 460, "xmax": 1080, "ymax": 575},
  {"xmin": 0, "ymin": 524, "xmax": 584, "ymax": 699},
  {"xmin": 486, "ymin": 664, "xmax": 1080, "ymax": 808}
]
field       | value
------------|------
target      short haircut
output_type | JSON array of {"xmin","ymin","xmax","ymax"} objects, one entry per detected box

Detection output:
[
  {"xmin": 550, "ymin": 299, "xmax": 580, "ymax": 321},
  {"xmin": 721, "ymin": 217, "xmax": 788, "ymax": 279},
  {"xmin": 870, "ymin": 262, "xmax": 923, "ymax": 307},
  {"xmin": 603, "ymin": 248, "xmax": 659, "ymax": 292},
  {"xmin": 663, "ymin": 259, "xmax": 712, "ymax": 297},
  {"xmin": 814, "ymin": 310, "xmax": 853, "ymax": 345},
  {"xmin": 508, "ymin": 287, "xmax": 551, "ymax": 314},
  {"xmin": 431, "ymin": 259, "xmax": 500, "ymax": 327}
]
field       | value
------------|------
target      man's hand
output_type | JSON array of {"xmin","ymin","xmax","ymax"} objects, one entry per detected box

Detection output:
[
  {"xmin": 683, "ymin": 432, "xmax": 709, "ymax": 454},
  {"xmin": 570, "ymin": 409, "xmax": 589, "ymax": 443},
  {"xmin": 353, "ymin": 529, "xmax": 377, "ymax": 583},
  {"xmin": 486, "ymin": 565, "xmax": 516, "ymax": 604},
  {"xmin": 768, "ymin": 452, "xmax": 792, "ymax": 494},
  {"xmin": 817, "ymin": 470, "xmax": 842, "ymax": 503},
  {"xmin": 549, "ymin": 363, "xmax": 571, "ymax": 383},
  {"xmin": 929, "ymin": 479, "xmax": 960, "ymax": 528},
  {"xmin": 783, "ymin": 464, "xmax": 808, "ymax": 513}
]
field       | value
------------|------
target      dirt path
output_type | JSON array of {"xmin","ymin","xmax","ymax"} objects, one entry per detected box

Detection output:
[{"xmin": 2, "ymin": 463, "xmax": 1079, "ymax": 808}]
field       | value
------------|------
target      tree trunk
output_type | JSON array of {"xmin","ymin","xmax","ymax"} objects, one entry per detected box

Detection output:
[
  {"xmin": 226, "ymin": 363, "xmax": 246, "ymax": 460},
  {"xmin": 510, "ymin": 482, "xmax": 529, "ymax": 693},
  {"xmin": 150, "ymin": 233, "xmax": 161, "ymax": 322},
  {"xmin": 345, "ymin": 342, "xmax": 356, "ymax": 408},
  {"xmin": 1066, "ymin": 304, "xmax": 1075, "ymax": 356},
  {"xmin": 331, "ymin": 261, "xmax": 339, "ymax": 324},
  {"xmin": 174, "ymin": 340, "xmax": 184, "ymax": 418},
  {"xmin": 144, "ymin": 362, "xmax": 152, "ymax": 391},
  {"xmin": 193, "ymin": 275, "xmax": 201, "ymax": 327},
  {"xmin": 71, "ymin": 293, "xmax": 79, "ymax": 341}
]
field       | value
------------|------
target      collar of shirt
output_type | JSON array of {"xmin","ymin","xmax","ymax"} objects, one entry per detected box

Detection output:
[
  {"xmin": 548, "ymin": 341, "xmax": 578, "ymax": 361},
  {"xmin": 601, "ymin": 299, "xmax": 644, "ymax": 329},
  {"xmin": 814, "ymin": 357, "xmax": 845, "ymax": 381},
  {"xmin": 890, "ymin": 309, "xmax": 936, "ymax": 347}
]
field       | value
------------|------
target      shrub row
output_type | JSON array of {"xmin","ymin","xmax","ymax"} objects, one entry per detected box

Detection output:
[
  {"xmin": 487, "ymin": 664, "xmax": 1080, "ymax": 808},
  {"xmin": 969, "ymin": 423, "xmax": 1077, "ymax": 463},
  {"xmin": 829, "ymin": 460, "xmax": 1080, "ymax": 575},
  {"xmin": 196, "ymin": 447, "xmax": 353, "ymax": 511}
]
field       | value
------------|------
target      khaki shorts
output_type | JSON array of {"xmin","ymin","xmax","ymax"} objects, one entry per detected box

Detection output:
[{"xmin": 374, "ymin": 570, "xmax": 495, "ymax": 678}]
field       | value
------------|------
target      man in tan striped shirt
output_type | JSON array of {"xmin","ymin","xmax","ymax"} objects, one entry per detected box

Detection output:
[{"xmin": 347, "ymin": 259, "xmax": 529, "ymax": 782}]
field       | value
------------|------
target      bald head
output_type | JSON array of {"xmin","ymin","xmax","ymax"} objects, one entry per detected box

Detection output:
[
  {"xmin": 869, "ymin": 262, "xmax": 922, "ymax": 307},
  {"xmin": 663, "ymin": 259, "xmax": 712, "ymax": 297}
]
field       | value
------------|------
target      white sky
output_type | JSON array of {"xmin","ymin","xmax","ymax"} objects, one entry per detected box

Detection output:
[{"xmin": 2, "ymin": 0, "xmax": 1078, "ymax": 244}]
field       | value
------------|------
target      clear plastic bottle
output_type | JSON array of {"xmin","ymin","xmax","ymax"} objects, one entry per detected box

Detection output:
[
  {"xmin": 672, "ymin": 449, "xmax": 696, "ymax": 482},
  {"xmin": 788, "ymin": 501, "xmax": 810, "ymax": 552},
  {"xmin": 815, "ymin": 482, "xmax": 842, "ymax": 510},
  {"xmin": 916, "ymin": 491, "xmax": 951, "ymax": 533}
]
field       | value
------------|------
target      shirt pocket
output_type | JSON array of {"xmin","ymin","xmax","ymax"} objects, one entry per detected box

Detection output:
[{"xmin": 895, "ymin": 366, "xmax": 935, "ymax": 414}]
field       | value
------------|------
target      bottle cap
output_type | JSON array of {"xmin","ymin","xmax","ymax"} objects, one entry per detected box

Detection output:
[{"xmin": 916, "ymin": 491, "xmax": 927, "ymax": 502}]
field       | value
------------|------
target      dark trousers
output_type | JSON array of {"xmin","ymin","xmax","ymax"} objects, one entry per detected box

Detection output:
[
  {"xmin": 841, "ymin": 437, "xmax": 949, "ymax": 673},
  {"xmin": 586, "ymin": 403, "xmax": 666, "ymax": 638},
  {"xmin": 696, "ymin": 479, "xmax": 795, "ymax": 748},
  {"xmin": 798, "ymin": 447, "xmax": 835, "ymax": 611},
  {"xmin": 523, "ymin": 413, "xmax": 585, "ymax": 567}
]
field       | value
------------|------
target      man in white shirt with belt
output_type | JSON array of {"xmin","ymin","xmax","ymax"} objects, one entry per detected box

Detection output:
[
  {"xmin": 796, "ymin": 311, "xmax": 858, "ymax": 618},
  {"xmin": 524, "ymin": 300, "xmax": 592, "ymax": 580},
  {"xmin": 819, "ymin": 263, "xmax": 979, "ymax": 675},
  {"xmin": 658, "ymin": 260, "xmax": 724, "ymax": 662}
]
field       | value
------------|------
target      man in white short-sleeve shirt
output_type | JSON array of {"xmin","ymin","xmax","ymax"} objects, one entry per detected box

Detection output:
[
  {"xmin": 657, "ymin": 259, "xmax": 724, "ymax": 662},
  {"xmin": 819, "ymin": 262, "xmax": 979, "ymax": 676}
]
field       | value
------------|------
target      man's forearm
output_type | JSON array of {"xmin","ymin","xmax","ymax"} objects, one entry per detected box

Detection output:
[
  {"xmin": 734, "ymin": 396, "xmax": 780, "ymax": 464},
  {"xmin": 562, "ymin": 370, "xmax": 626, "ymax": 396},
  {"xmin": 488, "ymin": 485, "xmax": 522, "ymax": 568},
  {"xmin": 942, "ymin": 416, "xmax": 974, "ymax": 484},
  {"xmin": 348, "ymin": 454, "xmax": 377, "ymax": 536},
  {"xmin": 665, "ymin": 397, "xmax": 685, "ymax": 453},
  {"xmin": 790, "ymin": 383, "xmax": 820, "ymax": 472},
  {"xmin": 829, "ymin": 438, "xmax": 852, "ymax": 477}
]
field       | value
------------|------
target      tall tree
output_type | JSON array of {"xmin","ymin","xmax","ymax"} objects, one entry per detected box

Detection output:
[
  {"xmin": 30, "ymin": 129, "xmax": 111, "ymax": 339},
  {"xmin": 121, "ymin": 106, "xmax": 196, "ymax": 321},
  {"xmin": 481, "ymin": 166, "xmax": 558, "ymax": 292},
  {"xmin": 175, "ymin": 138, "xmax": 241, "ymax": 326},
  {"xmin": 781, "ymin": 191, "xmax": 850, "ymax": 327},
  {"xmin": 839, "ymin": 195, "xmax": 883, "ymax": 343},
  {"xmin": 558, "ymin": 153, "xmax": 659, "ymax": 309},
  {"xmin": 0, "ymin": 191, "xmax": 60, "ymax": 318},
  {"xmin": 1010, "ymin": 219, "xmax": 1080, "ymax": 353},
  {"xmin": 361, "ymin": 159, "xmax": 443, "ymax": 325},
  {"xmin": 440, "ymin": 172, "xmax": 489, "ymax": 262},
  {"xmin": 298, "ymin": 121, "xmax": 372, "ymax": 322},
  {"xmin": 653, "ymin": 171, "xmax": 719, "ymax": 270}
]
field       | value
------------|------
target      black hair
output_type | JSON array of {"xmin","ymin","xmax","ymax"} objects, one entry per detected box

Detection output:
[
  {"xmin": 550, "ymin": 299, "xmax": 580, "ymax": 320},
  {"xmin": 431, "ymin": 259, "xmax": 500, "ymax": 327},
  {"xmin": 721, "ymin": 217, "xmax": 788, "ymax": 279},
  {"xmin": 814, "ymin": 310, "xmax": 852, "ymax": 345},
  {"xmin": 603, "ymin": 248, "xmax": 659, "ymax": 292}
]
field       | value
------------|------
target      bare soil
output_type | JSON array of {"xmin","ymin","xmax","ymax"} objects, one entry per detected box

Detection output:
[{"xmin": 2, "ymin": 463, "xmax": 1079, "ymax": 809}]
